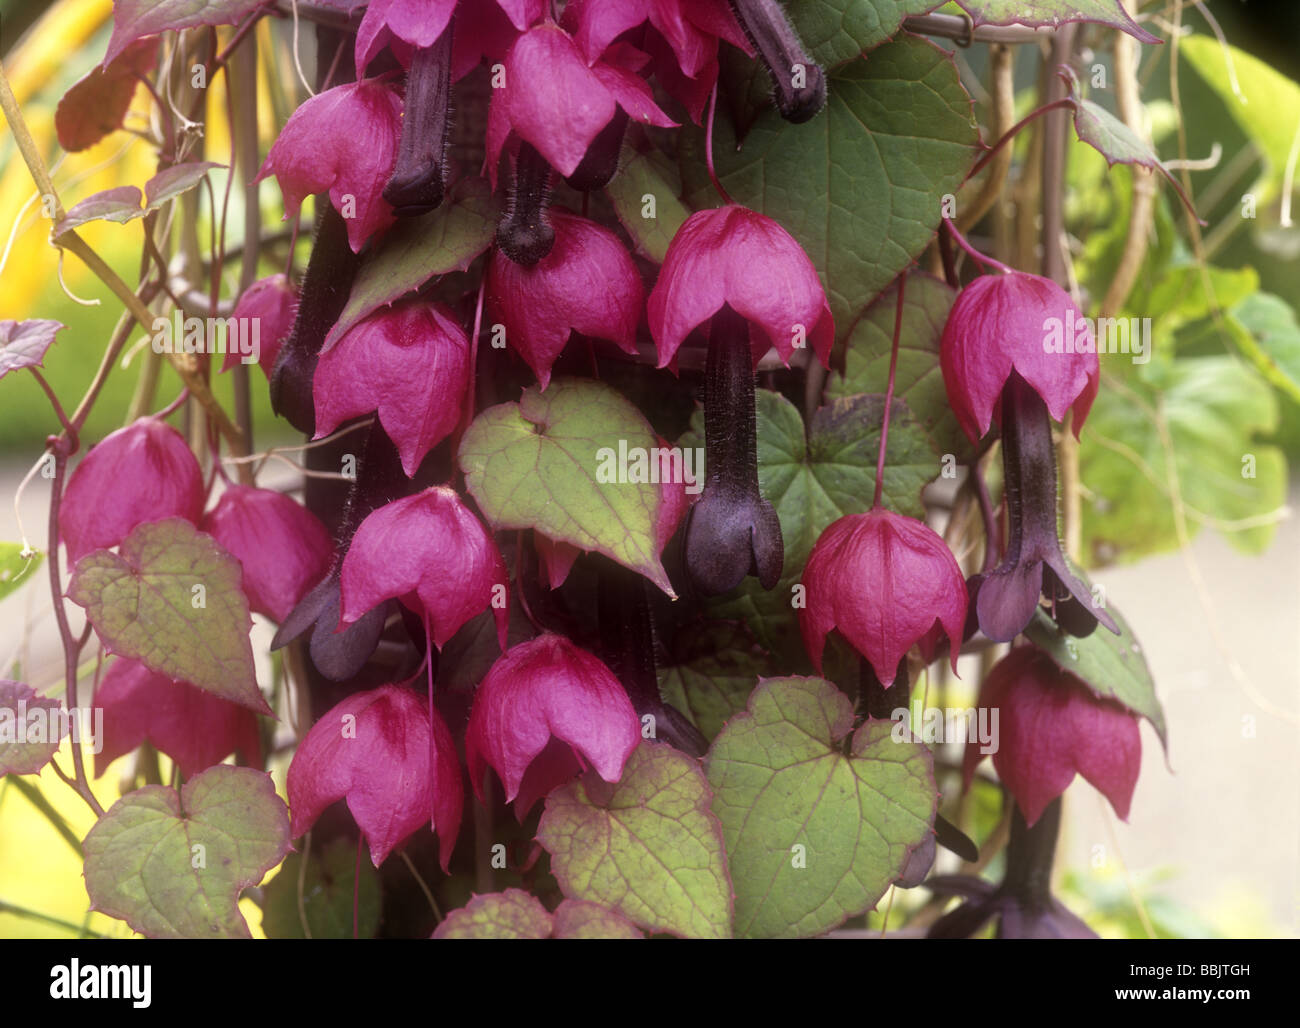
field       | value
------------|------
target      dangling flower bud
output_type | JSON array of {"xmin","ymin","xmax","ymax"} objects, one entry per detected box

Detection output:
[
  {"xmin": 486, "ymin": 209, "xmax": 642, "ymax": 386},
  {"xmin": 312, "ymin": 299, "xmax": 470, "ymax": 477},
  {"xmin": 200, "ymin": 485, "xmax": 334, "ymax": 623},
  {"xmin": 941, "ymin": 271, "xmax": 1115, "ymax": 641},
  {"xmin": 962, "ymin": 646, "xmax": 1142, "ymax": 826},
  {"xmin": 94, "ymin": 658, "xmax": 262, "ymax": 780},
  {"xmin": 465, "ymin": 633, "xmax": 640, "ymax": 810},
  {"xmin": 59, "ymin": 418, "xmax": 204, "ymax": 564},
  {"xmin": 287, "ymin": 684, "xmax": 462, "ymax": 868},
  {"xmin": 256, "ymin": 79, "xmax": 403, "ymax": 254},
  {"xmin": 800, "ymin": 508, "xmax": 967, "ymax": 688},
  {"xmin": 339, "ymin": 486, "xmax": 509, "ymax": 651}
]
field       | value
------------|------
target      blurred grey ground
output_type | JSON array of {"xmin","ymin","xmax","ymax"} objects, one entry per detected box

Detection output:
[
  {"xmin": 1, "ymin": 459, "xmax": 1296, "ymax": 937},
  {"xmin": 1058, "ymin": 504, "xmax": 1300, "ymax": 938}
]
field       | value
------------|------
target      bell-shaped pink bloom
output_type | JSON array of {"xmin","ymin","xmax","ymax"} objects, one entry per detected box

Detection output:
[
  {"xmin": 940, "ymin": 271, "xmax": 1099, "ymax": 442},
  {"xmin": 357, "ymin": 0, "xmax": 544, "ymax": 73},
  {"xmin": 59, "ymin": 417, "xmax": 204, "ymax": 564},
  {"xmin": 255, "ymin": 80, "xmax": 403, "ymax": 253},
  {"xmin": 339, "ymin": 487, "xmax": 508, "ymax": 650},
  {"xmin": 200, "ymin": 485, "xmax": 334, "ymax": 622},
  {"xmin": 221, "ymin": 274, "xmax": 297, "ymax": 376},
  {"xmin": 93, "ymin": 658, "xmax": 262, "ymax": 780},
  {"xmin": 466, "ymin": 633, "xmax": 640, "ymax": 805},
  {"xmin": 485, "ymin": 209, "xmax": 642, "ymax": 388},
  {"xmin": 566, "ymin": 0, "xmax": 749, "ymax": 81},
  {"xmin": 313, "ymin": 300, "xmax": 470, "ymax": 476},
  {"xmin": 962, "ymin": 646, "xmax": 1142, "ymax": 827},
  {"xmin": 287, "ymin": 684, "xmax": 462, "ymax": 868},
  {"xmin": 648, "ymin": 205, "xmax": 834, "ymax": 369},
  {"xmin": 799, "ymin": 509, "xmax": 967, "ymax": 688},
  {"xmin": 485, "ymin": 22, "xmax": 676, "ymax": 188}
]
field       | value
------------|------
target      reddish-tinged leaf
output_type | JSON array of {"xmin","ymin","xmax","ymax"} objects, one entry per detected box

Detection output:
[
  {"xmin": 0, "ymin": 320, "xmax": 64, "ymax": 378},
  {"xmin": 52, "ymin": 186, "xmax": 144, "ymax": 235},
  {"xmin": 67, "ymin": 518, "xmax": 271, "ymax": 716},
  {"xmin": 430, "ymin": 891, "xmax": 644, "ymax": 938},
  {"xmin": 145, "ymin": 161, "xmax": 224, "ymax": 209},
  {"xmin": 537, "ymin": 740, "xmax": 733, "ymax": 939},
  {"xmin": 1062, "ymin": 70, "xmax": 1200, "ymax": 221},
  {"xmin": 105, "ymin": 0, "xmax": 270, "ymax": 65},
  {"xmin": 551, "ymin": 899, "xmax": 643, "ymax": 939},
  {"xmin": 956, "ymin": 1, "xmax": 1159, "ymax": 45},
  {"xmin": 0, "ymin": 681, "xmax": 62, "ymax": 775},
  {"xmin": 82, "ymin": 766, "xmax": 289, "ymax": 938},
  {"xmin": 431, "ymin": 889, "xmax": 553, "ymax": 939},
  {"xmin": 56, "ymin": 38, "xmax": 157, "ymax": 152}
]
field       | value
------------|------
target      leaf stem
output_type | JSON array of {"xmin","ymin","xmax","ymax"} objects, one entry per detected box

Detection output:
[
  {"xmin": 942, "ymin": 217, "xmax": 1013, "ymax": 275},
  {"xmin": 28, "ymin": 369, "xmax": 78, "ymax": 451},
  {"xmin": 873, "ymin": 274, "xmax": 907, "ymax": 509},
  {"xmin": 705, "ymin": 82, "xmax": 733, "ymax": 206},
  {"xmin": 965, "ymin": 97, "xmax": 1075, "ymax": 182},
  {"xmin": 44, "ymin": 450, "xmax": 104, "ymax": 818}
]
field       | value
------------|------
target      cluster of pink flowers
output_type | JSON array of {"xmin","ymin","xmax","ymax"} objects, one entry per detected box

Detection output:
[{"xmin": 51, "ymin": 0, "xmax": 1146, "ymax": 927}]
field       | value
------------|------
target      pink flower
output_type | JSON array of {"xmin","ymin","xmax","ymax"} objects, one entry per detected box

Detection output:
[
  {"xmin": 59, "ymin": 418, "xmax": 204, "ymax": 564},
  {"xmin": 313, "ymin": 300, "xmax": 470, "ymax": 476},
  {"xmin": 287, "ymin": 684, "xmax": 462, "ymax": 868},
  {"xmin": 200, "ymin": 485, "xmax": 334, "ymax": 622},
  {"xmin": 485, "ymin": 209, "xmax": 643, "ymax": 388},
  {"xmin": 466, "ymin": 633, "xmax": 640, "ymax": 807},
  {"xmin": 962, "ymin": 646, "xmax": 1142, "ymax": 827},
  {"xmin": 565, "ymin": 0, "xmax": 748, "ymax": 80},
  {"xmin": 799, "ymin": 509, "xmax": 967, "ymax": 687},
  {"xmin": 940, "ymin": 271, "xmax": 1100, "ymax": 442},
  {"xmin": 221, "ymin": 274, "xmax": 297, "ymax": 376},
  {"xmin": 356, "ymin": 0, "xmax": 544, "ymax": 74},
  {"xmin": 485, "ymin": 22, "xmax": 675, "ymax": 189},
  {"xmin": 648, "ymin": 204, "xmax": 834, "ymax": 369},
  {"xmin": 93, "ymin": 659, "xmax": 262, "ymax": 779},
  {"xmin": 339, "ymin": 487, "xmax": 508, "ymax": 650},
  {"xmin": 255, "ymin": 80, "xmax": 403, "ymax": 253}
]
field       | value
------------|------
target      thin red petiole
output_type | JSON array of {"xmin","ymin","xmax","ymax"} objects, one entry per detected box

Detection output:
[
  {"xmin": 965, "ymin": 97, "xmax": 1075, "ymax": 181},
  {"xmin": 942, "ymin": 217, "xmax": 1013, "ymax": 275},
  {"xmin": 873, "ymin": 273, "xmax": 907, "ymax": 510},
  {"xmin": 705, "ymin": 81, "xmax": 734, "ymax": 206}
]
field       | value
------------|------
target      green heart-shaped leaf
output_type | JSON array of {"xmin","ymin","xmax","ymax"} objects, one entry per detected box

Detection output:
[
  {"xmin": 683, "ymin": 38, "xmax": 978, "ymax": 342},
  {"xmin": 67, "ymin": 518, "xmax": 269, "ymax": 715},
  {"xmin": 705, "ymin": 676, "xmax": 936, "ymax": 938},
  {"xmin": 537, "ymin": 741, "xmax": 732, "ymax": 939},
  {"xmin": 82, "ymin": 765, "xmax": 289, "ymax": 938},
  {"xmin": 459, "ymin": 378, "xmax": 672, "ymax": 595}
]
